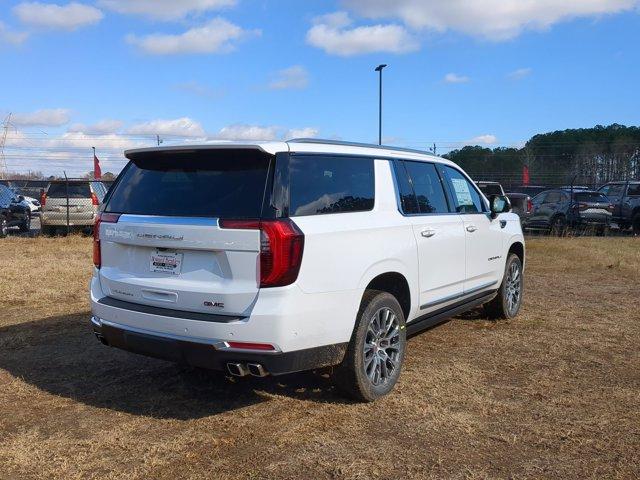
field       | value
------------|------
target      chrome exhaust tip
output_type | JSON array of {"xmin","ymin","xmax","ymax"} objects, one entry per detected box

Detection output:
[
  {"xmin": 247, "ymin": 363, "xmax": 268, "ymax": 377},
  {"xmin": 226, "ymin": 363, "xmax": 249, "ymax": 377}
]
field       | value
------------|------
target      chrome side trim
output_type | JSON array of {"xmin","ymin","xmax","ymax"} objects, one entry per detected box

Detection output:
[{"xmin": 420, "ymin": 280, "xmax": 499, "ymax": 310}]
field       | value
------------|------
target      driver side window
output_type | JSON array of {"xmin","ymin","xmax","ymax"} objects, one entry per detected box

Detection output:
[{"xmin": 443, "ymin": 166, "xmax": 485, "ymax": 214}]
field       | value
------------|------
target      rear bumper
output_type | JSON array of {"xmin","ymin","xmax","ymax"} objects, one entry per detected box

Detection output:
[
  {"xmin": 41, "ymin": 213, "xmax": 96, "ymax": 227},
  {"xmin": 91, "ymin": 316, "xmax": 347, "ymax": 375}
]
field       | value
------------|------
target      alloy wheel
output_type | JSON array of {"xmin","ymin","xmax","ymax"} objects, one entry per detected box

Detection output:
[
  {"xmin": 505, "ymin": 262, "xmax": 522, "ymax": 315},
  {"xmin": 363, "ymin": 307, "xmax": 401, "ymax": 386}
]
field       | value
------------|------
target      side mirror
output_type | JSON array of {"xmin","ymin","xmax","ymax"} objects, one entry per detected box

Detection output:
[
  {"xmin": 18, "ymin": 195, "xmax": 25, "ymax": 202},
  {"xmin": 489, "ymin": 195, "xmax": 511, "ymax": 217}
]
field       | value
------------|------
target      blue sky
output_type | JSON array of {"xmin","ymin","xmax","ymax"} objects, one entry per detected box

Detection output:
[{"xmin": 1, "ymin": 0, "xmax": 639, "ymax": 175}]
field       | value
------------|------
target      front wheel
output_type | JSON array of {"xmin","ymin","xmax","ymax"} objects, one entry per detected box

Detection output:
[
  {"xmin": 0, "ymin": 217, "xmax": 7, "ymax": 238},
  {"xmin": 334, "ymin": 290, "xmax": 406, "ymax": 402},
  {"xmin": 550, "ymin": 215, "xmax": 566, "ymax": 237},
  {"xmin": 19, "ymin": 214, "xmax": 31, "ymax": 233},
  {"xmin": 484, "ymin": 253, "xmax": 524, "ymax": 320}
]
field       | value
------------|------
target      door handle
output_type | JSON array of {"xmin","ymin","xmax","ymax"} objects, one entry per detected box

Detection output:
[
  {"xmin": 421, "ymin": 228, "xmax": 436, "ymax": 238},
  {"xmin": 466, "ymin": 225, "xmax": 477, "ymax": 233}
]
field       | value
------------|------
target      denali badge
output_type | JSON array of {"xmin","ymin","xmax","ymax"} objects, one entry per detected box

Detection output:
[
  {"xmin": 204, "ymin": 301, "xmax": 225, "ymax": 308},
  {"xmin": 488, "ymin": 256, "xmax": 501, "ymax": 261}
]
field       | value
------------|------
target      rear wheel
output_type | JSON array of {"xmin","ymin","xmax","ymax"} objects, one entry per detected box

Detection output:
[
  {"xmin": 633, "ymin": 213, "xmax": 640, "ymax": 236},
  {"xmin": 550, "ymin": 215, "xmax": 566, "ymax": 237},
  {"xmin": 334, "ymin": 290, "xmax": 406, "ymax": 402},
  {"xmin": 484, "ymin": 253, "xmax": 524, "ymax": 320}
]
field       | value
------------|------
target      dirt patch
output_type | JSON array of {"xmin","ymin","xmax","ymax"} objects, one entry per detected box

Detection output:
[{"xmin": 0, "ymin": 236, "xmax": 638, "ymax": 479}]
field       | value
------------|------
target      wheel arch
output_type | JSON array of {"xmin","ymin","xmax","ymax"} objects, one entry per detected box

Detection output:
[
  {"xmin": 508, "ymin": 241, "xmax": 525, "ymax": 269},
  {"xmin": 361, "ymin": 272, "xmax": 411, "ymax": 321}
]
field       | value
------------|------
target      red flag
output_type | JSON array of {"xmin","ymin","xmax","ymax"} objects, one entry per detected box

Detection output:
[
  {"xmin": 94, "ymin": 152, "xmax": 102, "ymax": 180},
  {"xmin": 522, "ymin": 165, "xmax": 530, "ymax": 186}
]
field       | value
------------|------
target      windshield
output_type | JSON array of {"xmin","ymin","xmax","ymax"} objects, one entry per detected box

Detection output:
[{"xmin": 105, "ymin": 150, "xmax": 272, "ymax": 218}]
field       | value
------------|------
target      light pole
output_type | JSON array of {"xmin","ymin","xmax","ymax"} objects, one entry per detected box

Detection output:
[{"xmin": 375, "ymin": 64, "xmax": 387, "ymax": 145}]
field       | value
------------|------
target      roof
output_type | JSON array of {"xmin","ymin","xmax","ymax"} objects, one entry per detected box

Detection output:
[{"xmin": 124, "ymin": 138, "xmax": 452, "ymax": 165}]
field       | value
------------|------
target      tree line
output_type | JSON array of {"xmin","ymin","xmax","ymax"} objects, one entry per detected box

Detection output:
[{"xmin": 444, "ymin": 124, "xmax": 640, "ymax": 187}]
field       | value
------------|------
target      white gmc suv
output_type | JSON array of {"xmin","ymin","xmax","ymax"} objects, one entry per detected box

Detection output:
[{"xmin": 90, "ymin": 139, "xmax": 525, "ymax": 401}]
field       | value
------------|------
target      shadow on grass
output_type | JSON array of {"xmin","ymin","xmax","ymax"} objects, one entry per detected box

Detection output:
[{"xmin": 0, "ymin": 313, "xmax": 351, "ymax": 420}]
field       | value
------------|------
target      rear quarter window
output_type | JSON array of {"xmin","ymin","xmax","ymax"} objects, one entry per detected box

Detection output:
[{"xmin": 289, "ymin": 155, "xmax": 374, "ymax": 216}]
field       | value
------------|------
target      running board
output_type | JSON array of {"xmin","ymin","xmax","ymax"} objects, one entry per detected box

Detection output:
[{"xmin": 407, "ymin": 290, "xmax": 498, "ymax": 336}]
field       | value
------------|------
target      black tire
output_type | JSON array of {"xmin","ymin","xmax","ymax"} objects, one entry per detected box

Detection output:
[
  {"xmin": 633, "ymin": 213, "xmax": 640, "ymax": 236},
  {"xmin": 0, "ymin": 217, "xmax": 7, "ymax": 238},
  {"xmin": 19, "ymin": 214, "xmax": 31, "ymax": 233},
  {"xmin": 334, "ymin": 290, "xmax": 406, "ymax": 402},
  {"xmin": 549, "ymin": 215, "xmax": 567, "ymax": 237},
  {"xmin": 41, "ymin": 225, "xmax": 56, "ymax": 237},
  {"xmin": 596, "ymin": 226, "xmax": 610, "ymax": 237},
  {"xmin": 484, "ymin": 253, "xmax": 524, "ymax": 320}
]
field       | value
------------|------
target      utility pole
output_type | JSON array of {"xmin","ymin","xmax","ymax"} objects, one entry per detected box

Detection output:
[
  {"xmin": 156, "ymin": 134, "xmax": 163, "ymax": 147},
  {"xmin": 375, "ymin": 64, "xmax": 387, "ymax": 145},
  {"xmin": 0, "ymin": 113, "xmax": 12, "ymax": 179}
]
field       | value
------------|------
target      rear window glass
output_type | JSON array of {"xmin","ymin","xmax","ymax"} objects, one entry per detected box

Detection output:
[
  {"xmin": 574, "ymin": 192, "xmax": 609, "ymax": 202},
  {"xmin": 289, "ymin": 155, "xmax": 374, "ymax": 216},
  {"xmin": 105, "ymin": 150, "xmax": 271, "ymax": 218},
  {"xmin": 628, "ymin": 184, "xmax": 640, "ymax": 196},
  {"xmin": 47, "ymin": 183, "xmax": 91, "ymax": 198}
]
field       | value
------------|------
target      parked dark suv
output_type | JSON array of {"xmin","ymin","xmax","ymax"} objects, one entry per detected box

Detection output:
[
  {"xmin": 527, "ymin": 189, "xmax": 613, "ymax": 235},
  {"xmin": 597, "ymin": 181, "xmax": 640, "ymax": 234},
  {"xmin": 0, "ymin": 184, "xmax": 31, "ymax": 237}
]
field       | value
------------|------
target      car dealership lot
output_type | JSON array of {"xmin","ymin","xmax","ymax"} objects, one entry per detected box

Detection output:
[{"xmin": 0, "ymin": 236, "xmax": 638, "ymax": 479}]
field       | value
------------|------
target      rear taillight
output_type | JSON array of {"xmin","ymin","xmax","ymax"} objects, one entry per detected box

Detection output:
[
  {"xmin": 608, "ymin": 204, "xmax": 615, "ymax": 212},
  {"xmin": 527, "ymin": 198, "xmax": 533, "ymax": 213},
  {"xmin": 40, "ymin": 192, "xmax": 46, "ymax": 207},
  {"xmin": 220, "ymin": 219, "xmax": 305, "ymax": 288},
  {"xmin": 91, "ymin": 192, "xmax": 99, "ymax": 206},
  {"xmin": 93, "ymin": 212, "xmax": 121, "ymax": 268}
]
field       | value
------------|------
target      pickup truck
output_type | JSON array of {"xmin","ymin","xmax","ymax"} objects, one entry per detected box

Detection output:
[{"xmin": 597, "ymin": 181, "xmax": 640, "ymax": 234}]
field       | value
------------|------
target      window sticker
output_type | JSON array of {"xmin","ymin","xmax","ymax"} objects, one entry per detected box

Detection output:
[{"xmin": 451, "ymin": 178, "xmax": 473, "ymax": 206}]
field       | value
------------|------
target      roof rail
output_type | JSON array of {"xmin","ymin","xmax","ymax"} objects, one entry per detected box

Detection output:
[{"xmin": 287, "ymin": 138, "xmax": 436, "ymax": 157}]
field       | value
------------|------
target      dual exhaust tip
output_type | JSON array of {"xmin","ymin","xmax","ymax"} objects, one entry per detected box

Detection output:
[{"xmin": 227, "ymin": 362, "xmax": 268, "ymax": 378}]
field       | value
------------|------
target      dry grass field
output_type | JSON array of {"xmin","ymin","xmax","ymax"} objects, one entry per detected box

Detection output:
[{"xmin": 0, "ymin": 236, "xmax": 639, "ymax": 479}]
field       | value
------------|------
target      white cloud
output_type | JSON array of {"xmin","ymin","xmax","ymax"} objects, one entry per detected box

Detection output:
[
  {"xmin": 306, "ymin": 11, "xmax": 419, "ymax": 56},
  {"xmin": 0, "ymin": 21, "xmax": 29, "ymax": 45},
  {"xmin": 508, "ymin": 67, "xmax": 533, "ymax": 80},
  {"xmin": 99, "ymin": 0, "xmax": 235, "ymax": 20},
  {"xmin": 269, "ymin": 66, "xmax": 309, "ymax": 90},
  {"xmin": 211, "ymin": 124, "xmax": 319, "ymax": 141},
  {"xmin": 468, "ymin": 134, "xmax": 498, "ymax": 145},
  {"xmin": 342, "ymin": 0, "xmax": 640, "ymax": 40},
  {"xmin": 13, "ymin": 2, "xmax": 103, "ymax": 31},
  {"xmin": 444, "ymin": 73, "xmax": 470, "ymax": 84},
  {"xmin": 214, "ymin": 124, "xmax": 280, "ymax": 141},
  {"xmin": 127, "ymin": 18, "xmax": 259, "ymax": 55},
  {"xmin": 68, "ymin": 119, "xmax": 123, "ymax": 134},
  {"xmin": 12, "ymin": 108, "xmax": 71, "ymax": 126},
  {"xmin": 286, "ymin": 127, "xmax": 318, "ymax": 139},
  {"xmin": 128, "ymin": 117, "xmax": 206, "ymax": 137}
]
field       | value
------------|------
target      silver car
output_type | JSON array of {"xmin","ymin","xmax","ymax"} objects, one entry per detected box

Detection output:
[{"xmin": 41, "ymin": 181, "xmax": 107, "ymax": 235}]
